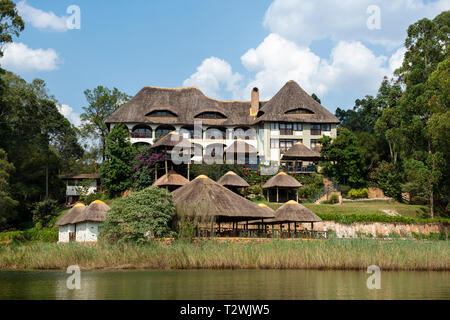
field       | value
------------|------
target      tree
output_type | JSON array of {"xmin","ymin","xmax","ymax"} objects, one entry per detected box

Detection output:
[
  {"xmin": 0, "ymin": 0, "xmax": 24, "ymax": 56},
  {"xmin": 320, "ymin": 129, "xmax": 367, "ymax": 188},
  {"xmin": 100, "ymin": 186, "xmax": 175, "ymax": 243},
  {"xmin": 100, "ymin": 124, "xmax": 135, "ymax": 197},
  {"xmin": 311, "ymin": 93, "xmax": 321, "ymax": 104},
  {"xmin": 80, "ymin": 86, "xmax": 130, "ymax": 161},
  {"xmin": 0, "ymin": 148, "xmax": 18, "ymax": 230}
]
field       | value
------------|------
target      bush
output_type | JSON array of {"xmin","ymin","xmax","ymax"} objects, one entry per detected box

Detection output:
[
  {"xmin": 340, "ymin": 185, "xmax": 351, "ymax": 198},
  {"xmin": 370, "ymin": 161, "xmax": 403, "ymax": 200},
  {"xmin": 80, "ymin": 191, "xmax": 104, "ymax": 205},
  {"xmin": 297, "ymin": 173, "xmax": 324, "ymax": 199},
  {"xmin": 247, "ymin": 185, "xmax": 263, "ymax": 200},
  {"xmin": 0, "ymin": 228, "xmax": 58, "ymax": 243},
  {"xmin": 348, "ymin": 188, "xmax": 369, "ymax": 199},
  {"xmin": 100, "ymin": 186, "xmax": 175, "ymax": 243},
  {"xmin": 329, "ymin": 193, "xmax": 339, "ymax": 204},
  {"xmin": 32, "ymin": 200, "xmax": 60, "ymax": 227}
]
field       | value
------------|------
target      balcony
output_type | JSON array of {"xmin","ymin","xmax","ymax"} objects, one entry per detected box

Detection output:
[
  {"xmin": 310, "ymin": 129, "xmax": 322, "ymax": 136},
  {"xmin": 131, "ymin": 132, "xmax": 153, "ymax": 138},
  {"xmin": 283, "ymin": 165, "xmax": 317, "ymax": 174}
]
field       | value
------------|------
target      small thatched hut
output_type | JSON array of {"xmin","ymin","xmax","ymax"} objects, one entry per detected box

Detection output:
[
  {"xmin": 262, "ymin": 172, "xmax": 302, "ymax": 203},
  {"xmin": 217, "ymin": 171, "xmax": 249, "ymax": 195},
  {"xmin": 281, "ymin": 142, "xmax": 321, "ymax": 172},
  {"xmin": 153, "ymin": 170, "xmax": 189, "ymax": 191},
  {"xmin": 265, "ymin": 200, "xmax": 322, "ymax": 232},
  {"xmin": 172, "ymin": 175, "xmax": 274, "ymax": 232},
  {"xmin": 55, "ymin": 203, "xmax": 86, "ymax": 243},
  {"xmin": 224, "ymin": 140, "xmax": 258, "ymax": 164},
  {"xmin": 71, "ymin": 200, "xmax": 111, "ymax": 243}
]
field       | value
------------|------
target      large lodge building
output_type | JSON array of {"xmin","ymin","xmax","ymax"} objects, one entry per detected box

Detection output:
[{"xmin": 106, "ymin": 80, "xmax": 339, "ymax": 173}]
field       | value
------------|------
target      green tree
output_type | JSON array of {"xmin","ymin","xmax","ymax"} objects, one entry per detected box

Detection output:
[
  {"xmin": 100, "ymin": 186, "xmax": 175, "ymax": 243},
  {"xmin": 0, "ymin": 148, "xmax": 18, "ymax": 230},
  {"xmin": 80, "ymin": 86, "xmax": 130, "ymax": 161},
  {"xmin": 311, "ymin": 93, "xmax": 321, "ymax": 104},
  {"xmin": 101, "ymin": 124, "xmax": 135, "ymax": 197},
  {"xmin": 320, "ymin": 129, "xmax": 367, "ymax": 188},
  {"xmin": 0, "ymin": 0, "xmax": 24, "ymax": 55}
]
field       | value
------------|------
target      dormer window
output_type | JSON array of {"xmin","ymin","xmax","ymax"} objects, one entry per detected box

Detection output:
[
  {"xmin": 195, "ymin": 112, "xmax": 227, "ymax": 119},
  {"xmin": 146, "ymin": 110, "xmax": 177, "ymax": 117},
  {"xmin": 285, "ymin": 108, "xmax": 314, "ymax": 115}
]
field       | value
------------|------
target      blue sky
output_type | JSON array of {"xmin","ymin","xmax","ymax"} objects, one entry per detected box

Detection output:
[{"xmin": 3, "ymin": 0, "xmax": 449, "ymax": 126}]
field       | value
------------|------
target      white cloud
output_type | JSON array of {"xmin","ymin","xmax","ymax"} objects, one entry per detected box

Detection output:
[
  {"xmin": 57, "ymin": 104, "xmax": 82, "ymax": 128},
  {"xmin": 183, "ymin": 57, "xmax": 243, "ymax": 99},
  {"xmin": 263, "ymin": 0, "xmax": 450, "ymax": 48},
  {"xmin": 184, "ymin": 34, "xmax": 405, "ymax": 103},
  {"xmin": 0, "ymin": 42, "xmax": 60, "ymax": 72},
  {"xmin": 17, "ymin": 0, "xmax": 69, "ymax": 32}
]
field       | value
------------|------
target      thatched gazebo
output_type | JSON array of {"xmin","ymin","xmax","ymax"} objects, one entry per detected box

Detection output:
[
  {"xmin": 150, "ymin": 132, "xmax": 193, "ymax": 178},
  {"xmin": 71, "ymin": 200, "xmax": 111, "ymax": 243},
  {"xmin": 262, "ymin": 172, "xmax": 302, "ymax": 203},
  {"xmin": 217, "ymin": 171, "xmax": 249, "ymax": 195},
  {"xmin": 224, "ymin": 140, "xmax": 258, "ymax": 165},
  {"xmin": 281, "ymin": 142, "xmax": 321, "ymax": 172},
  {"xmin": 153, "ymin": 170, "xmax": 189, "ymax": 191},
  {"xmin": 172, "ymin": 175, "xmax": 275, "ymax": 235},
  {"xmin": 272, "ymin": 200, "xmax": 321, "ymax": 229},
  {"xmin": 55, "ymin": 203, "xmax": 86, "ymax": 243}
]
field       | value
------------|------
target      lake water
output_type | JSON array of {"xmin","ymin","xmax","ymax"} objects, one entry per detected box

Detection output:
[{"xmin": 0, "ymin": 270, "xmax": 448, "ymax": 300}]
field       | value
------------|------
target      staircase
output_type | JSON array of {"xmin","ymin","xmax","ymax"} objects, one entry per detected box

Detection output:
[{"xmin": 314, "ymin": 176, "xmax": 342, "ymax": 204}]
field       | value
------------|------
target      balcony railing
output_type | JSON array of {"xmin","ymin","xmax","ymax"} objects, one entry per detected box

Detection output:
[
  {"xmin": 131, "ymin": 132, "xmax": 152, "ymax": 138},
  {"xmin": 310, "ymin": 129, "xmax": 322, "ymax": 136},
  {"xmin": 280, "ymin": 129, "xmax": 293, "ymax": 135},
  {"xmin": 283, "ymin": 165, "xmax": 317, "ymax": 173}
]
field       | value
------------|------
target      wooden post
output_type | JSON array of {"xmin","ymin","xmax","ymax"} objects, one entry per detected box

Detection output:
[
  {"xmin": 276, "ymin": 188, "xmax": 279, "ymax": 203},
  {"xmin": 187, "ymin": 162, "xmax": 190, "ymax": 181},
  {"xmin": 296, "ymin": 191, "xmax": 299, "ymax": 202},
  {"xmin": 165, "ymin": 159, "xmax": 168, "ymax": 176},
  {"xmin": 311, "ymin": 222, "xmax": 314, "ymax": 230}
]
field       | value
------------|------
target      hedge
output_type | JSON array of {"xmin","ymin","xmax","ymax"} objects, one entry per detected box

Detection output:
[{"xmin": 317, "ymin": 213, "xmax": 450, "ymax": 225}]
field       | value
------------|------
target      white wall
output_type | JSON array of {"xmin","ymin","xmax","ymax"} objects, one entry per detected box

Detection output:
[{"xmin": 58, "ymin": 225, "xmax": 75, "ymax": 243}]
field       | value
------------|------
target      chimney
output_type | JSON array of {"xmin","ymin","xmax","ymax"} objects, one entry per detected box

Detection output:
[{"xmin": 250, "ymin": 87, "xmax": 259, "ymax": 117}]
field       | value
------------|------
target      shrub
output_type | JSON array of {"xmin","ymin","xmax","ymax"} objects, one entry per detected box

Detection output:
[
  {"xmin": 0, "ymin": 228, "xmax": 58, "ymax": 243},
  {"xmin": 100, "ymin": 186, "xmax": 175, "ymax": 243},
  {"xmin": 370, "ymin": 161, "xmax": 403, "ymax": 200},
  {"xmin": 348, "ymin": 188, "xmax": 369, "ymax": 199},
  {"xmin": 80, "ymin": 191, "xmax": 104, "ymax": 205},
  {"xmin": 297, "ymin": 173, "xmax": 324, "ymax": 199},
  {"xmin": 32, "ymin": 200, "xmax": 60, "ymax": 227},
  {"xmin": 247, "ymin": 185, "xmax": 263, "ymax": 200},
  {"xmin": 329, "ymin": 193, "xmax": 339, "ymax": 204}
]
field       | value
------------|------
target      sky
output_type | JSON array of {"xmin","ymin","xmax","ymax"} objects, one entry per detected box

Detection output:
[{"xmin": 2, "ymin": 0, "xmax": 449, "ymax": 127}]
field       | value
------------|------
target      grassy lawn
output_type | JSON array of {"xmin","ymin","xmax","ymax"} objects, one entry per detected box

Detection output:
[{"xmin": 252, "ymin": 199, "xmax": 430, "ymax": 219}]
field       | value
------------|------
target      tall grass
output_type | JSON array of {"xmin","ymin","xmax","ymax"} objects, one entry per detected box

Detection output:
[{"xmin": 0, "ymin": 239, "xmax": 448, "ymax": 271}]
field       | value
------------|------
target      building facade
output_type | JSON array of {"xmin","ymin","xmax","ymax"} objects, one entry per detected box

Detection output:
[{"xmin": 106, "ymin": 80, "xmax": 339, "ymax": 170}]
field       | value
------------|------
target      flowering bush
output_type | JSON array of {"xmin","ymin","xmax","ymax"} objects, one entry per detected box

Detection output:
[{"xmin": 132, "ymin": 150, "xmax": 166, "ymax": 191}]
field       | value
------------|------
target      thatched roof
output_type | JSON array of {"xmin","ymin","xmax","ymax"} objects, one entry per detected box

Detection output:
[
  {"xmin": 105, "ymin": 81, "xmax": 338, "ymax": 126},
  {"xmin": 73, "ymin": 200, "xmax": 110, "ymax": 224},
  {"xmin": 150, "ymin": 132, "xmax": 192, "ymax": 149},
  {"xmin": 55, "ymin": 203, "xmax": 86, "ymax": 226},
  {"xmin": 153, "ymin": 170, "xmax": 189, "ymax": 187},
  {"xmin": 106, "ymin": 86, "xmax": 263, "ymax": 126},
  {"xmin": 262, "ymin": 172, "xmax": 302, "ymax": 189},
  {"xmin": 281, "ymin": 142, "xmax": 321, "ymax": 160},
  {"xmin": 217, "ymin": 171, "xmax": 249, "ymax": 188},
  {"xmin": 225, "ymin": 140, "xmax": 257, "ymax": 154},
  {"xmin": 271, "ymin": 200, "xmax": 322, "ymax": 223},
  {"xmin": 172, "ymin": 175, "xmax": 275, "ymax": 221},
  {"xmin": 257, "ymin": 81, "xmax": 339, "ymax": 124}
]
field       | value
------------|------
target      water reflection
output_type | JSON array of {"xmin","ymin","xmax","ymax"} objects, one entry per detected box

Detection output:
[{"xmin": 0, "ymin": 270, "xmax": 448, "ymax": 300}]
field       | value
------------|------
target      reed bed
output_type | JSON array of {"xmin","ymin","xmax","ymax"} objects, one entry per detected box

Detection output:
[{"xmin": 0, "ymin": 239, "xmax": 448, "ymax": 271}]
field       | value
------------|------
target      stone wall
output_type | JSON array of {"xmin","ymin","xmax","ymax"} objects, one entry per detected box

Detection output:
[{"xmin": 307, "ymin": 221, "xmax": 448, "ymax": 238}]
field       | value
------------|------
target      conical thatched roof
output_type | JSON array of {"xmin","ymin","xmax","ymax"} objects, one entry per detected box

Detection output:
[
  {"xmin": 151, "ymin": 132, "xmax": 192, "ymax": 149},
  {"xmin": 247, "ymin": 204, "xmax": 276, "ymax": 225},
  {"xmin": 55, "ymin": 203, "xmax": 86, "ymax": 226},
  {"xmin": 217, "ymin": 171, "xmax": 249, "ymax": 188},
  {"xmin": 73, "ymin": 200, "xmax": 110, "ymax": 224},
  {"xmin": 153, "ymin": 170, "xmax": 189, "ymax": 187},
  {"xmin": 262, "ymin": 172, "xmax": 302, "ymax": 189},
  {"xmin": 257, "ymin": 81, "xmax": 339, "ymax": 124},
  {"xmin": 172, "ymin": 175, "xmax": 275, "ymax": 221},
  {"xmin": 272, "ymin": 200, "xmax": 322, "ymax": 223},
  {"xmin": 225, "ymin": 140, "xmax": 257, "ymax": 154},
  {"xmin": 281, "ymin": 142, "xmax": 321, "ymax": 160}
]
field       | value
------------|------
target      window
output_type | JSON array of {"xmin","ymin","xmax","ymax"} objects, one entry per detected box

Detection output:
[
  {"xmin": 280, "ymin": 123, "xmax": 293, "ymax": 135},
  {"xmin": 205, "ymin": 127, "xmax": 226, "ymax": 140},
  {"xmin": 155, "ymin": 125, "xmax": 176, "ymax": 138},
  {"xmin": 195, "ymin": 112, "xmax": 227, "ymax": 119},
  {"xmin": 311, "ymin": 139, "xmax": 318, "ymax": 148},
  {"xmin": 293, "ymin": 123, "xmax": 303, "ymax": 131},
  {"xmin": 180, "ymin": 126, "xmax": 195, "ymax": 139},
  {"xmin": 271, "ymin": 139, "xmax": 300, "ymax": 153},
  {"xmin": 270, "ymin": 122, "xmax": 279, "ymax": 131},
  {"xmin": 321, "ymin": 124, "xmax": 331, "ymax": 132},
  {"xmin": 234, "ymin": 127, "xmax": 255, "ymax": 140},
  {"xmin": 285, "ymin": 108, "xmax": 314, "ymax": 115},
  {"xmin": 131, "ymin": 125, "xmax": 152, "ymax": 138},
  {"xmin": 311, "ymin": 124, "xmax": 321, "ymax": 136},
  {"xmin": 146, "ymin": 110, "xmax": 177, "ymax": 117},
  {"xmin": 270, "ymin": 139, "xmax": 279, "ymax": 149}
]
